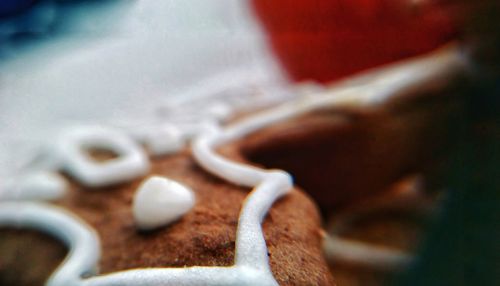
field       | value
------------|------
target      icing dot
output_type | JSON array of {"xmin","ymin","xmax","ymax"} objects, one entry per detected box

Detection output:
[
  {"xmin": 142, "ymin": 125, "xmax": 185, "ymax": 156},
  {"xmin": 133, "ymin": 176, "xmax": 195, "ymax": 230}
]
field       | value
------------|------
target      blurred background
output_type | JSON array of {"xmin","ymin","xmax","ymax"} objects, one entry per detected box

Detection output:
[{"xmin": 0, "ymin": 0, "xmax": 285, "ymax": 176}]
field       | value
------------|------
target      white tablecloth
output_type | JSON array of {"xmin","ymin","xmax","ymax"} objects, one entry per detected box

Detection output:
[{"xmin": 0, "ymin": 0, "xmax": 287, "ymax": 175}]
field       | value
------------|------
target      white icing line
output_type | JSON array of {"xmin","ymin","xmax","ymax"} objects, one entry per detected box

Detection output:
[
  {"xmin": 193, "ymin": 135, "xmax": 265, "ymax": 187},
  {"xmin": 0, "ymin": 172, "xmax": 67, "ymax": 201},
  {"xmin": 0, "ymin": 202, "xmax": 100, "ymax": 286},
  {"xmin": 323, "ymin": 184, "xmax": 437, "ymax": 271},
  {"xmin": 155, "ymin": 67, "xmax": 287, "ymax": 112},
  {"xmin": 55, "ymin": 126, "xmax": 150, "ymax": 187},
  {"xmin": 234, "ymin": 171, "xmax": 292, "ymax": 268},
  {"xmin": 314, "ymin": 45, "xmax": 467, "ymax": 108},
  {"xmin": 82, "ymin": 265, "xmax": 274, "ymax": 286},
  {"xmin": 323, "ymin": 235, "xmax": 413, "ymax": 271},
  {"xmin": 192, "ymin": 119, "xmax": 294, "ymax": 269}
]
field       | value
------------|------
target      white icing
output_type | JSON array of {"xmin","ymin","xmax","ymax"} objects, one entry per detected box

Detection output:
[
  {"xmin": 154, "ymin": 68, "xmax": 291, "ymax": 120},
  {"xmin": 133, "ymin": 176, "xmax": 195, "ymax": 230},
  {"xmin": 323, "ymin": 183, "xmax": 436, "ymax": 271},
  {"xmin": 0, "ymin": 47, "xmax": 465, "ymax": 285},
  {"xmin": 0, "ymin": 202, "xmax": 100, "ymax": 286},
  {"xmin": 204, "ymin": 101, "xmax": 233, "ymax": 122},
  {"xmin": 129, "ymin": 124, "xmax": 186, "ymax": 156},
  {"xmin": 121, "ymin": 120, "xmax": 220, "ymax": 157},
  {"xmin": 77, "ymin": 110, "xmax": 294, "ymax": 285},
  {"xmin": 301, "ymin": 45, "xmax": 467, "ymax": 110},
  {"xmin": 82, "ymin": 265, "xmax": 276, "ymax": 286},
  {"xmin": 0, "ymin": 172, "xmax": 67, "ymax": 201},
  {"xmin": 323, "ymin": 235, "xmax": 413, "ymax": 271},
  {"xmin": 55, "ymin": 126, "xmax": 150, "ymax": 187}
]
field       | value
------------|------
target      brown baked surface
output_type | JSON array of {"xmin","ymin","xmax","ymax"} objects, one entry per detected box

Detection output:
[
  {"xmin": 0, "ymin": 229, "xmax": 67, "ymax": 286},
  {"xmin": 240, "ymin": 86, "xmax": 462, "ymax": 210},
  {"xmin": 326, "ymin": 176, "xmax": 435, "ymax": 286},
  {"xmin": 0, "ymin": 149, "xmax": 335, "ymax": 286}
]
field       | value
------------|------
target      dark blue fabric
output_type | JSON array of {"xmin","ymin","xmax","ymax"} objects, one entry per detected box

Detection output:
[
  {"xmin": 0, "ymin": 0, "xmax": 36, "ymax": 17},
  {"xmin": 0, "ymin": 0, "xmax": 121, "ymax": 61}
]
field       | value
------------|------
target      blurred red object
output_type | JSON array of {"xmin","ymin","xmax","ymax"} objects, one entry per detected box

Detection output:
[{"xmin": 252, "ymin": 0, "xmax": 463, "ymax": 83}]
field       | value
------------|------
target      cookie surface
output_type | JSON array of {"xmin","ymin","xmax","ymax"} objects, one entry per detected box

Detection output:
[{"xmin": 0, "ymin": 149, "xmax": 335, "ymax": 286}]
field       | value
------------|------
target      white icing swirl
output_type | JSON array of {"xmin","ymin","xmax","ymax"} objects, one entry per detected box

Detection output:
[
  {"xmin": 0, "ymin": 202, "xmax": 100, "ymax": 286},
  {"xmin": 55, "ymin": 126, "xmax": 150, "ymax": 187}
]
